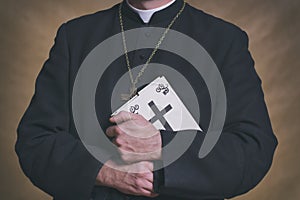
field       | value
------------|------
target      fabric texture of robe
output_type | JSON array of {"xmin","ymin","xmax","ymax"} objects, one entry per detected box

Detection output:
[{"xmin": 16, "ymin": 0, "xmax": 278, "ymax": 199}]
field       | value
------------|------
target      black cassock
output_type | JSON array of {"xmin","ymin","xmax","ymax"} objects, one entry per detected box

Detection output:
[{"xmin": 16, "ymin": 0, "xmax": 278, "ymax": 200}]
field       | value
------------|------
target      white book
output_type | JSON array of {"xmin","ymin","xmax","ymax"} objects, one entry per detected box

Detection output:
[{"xmin": 112, "ymin": 76, "xmax": 202, "ymax": 132}]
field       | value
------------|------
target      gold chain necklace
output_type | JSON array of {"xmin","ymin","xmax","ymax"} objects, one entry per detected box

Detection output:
[{"xmin": 119, "ymin": 1, "xmax": 186, "ymax": 100}]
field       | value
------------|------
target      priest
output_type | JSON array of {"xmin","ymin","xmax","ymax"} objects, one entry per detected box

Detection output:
[{"xmin": 15, "ymin": 0, "xmax": 278, "ymax": 200}]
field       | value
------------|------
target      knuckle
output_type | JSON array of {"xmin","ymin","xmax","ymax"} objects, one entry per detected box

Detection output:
[
  {"xmin": 136, "ymin": 114, "xmax": 145, "ymax": 121},
  {"xmin": 120, "ymin": 111, "xmax": 129, "ymax": 119},
  {"xmin": 114, "ymin": 126, "xmax": 123, "ymax": 135},
  {"xmin": 105, "ymin": 127, "xmax": 112, "ymax": 135},
  {"xmin": 121, "ymin": 154, "xmax": 129, "ymax": 162},
  {"xmin": 115, "ymin": 137, "xmax": 123, "ymax": 145},
  {"xmin": 146, "ymin": 173, "xmax": 153, "ymax": 182},
  {"xmin": 134, "ymin": 178, "xmax": 144, "ymax": 187},
  {"xmin": 119, "ymin": 111, "xmax": 127, "ymax": 115}
]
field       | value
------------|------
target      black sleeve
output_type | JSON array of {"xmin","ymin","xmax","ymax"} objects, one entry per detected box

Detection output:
[
  {"xmin": 15, "ymin": 24, "xmax": 102, "ymax": 200},
  {"xmin": 155, "ymin": 30, "xmax": 278, "ymax": 199}
]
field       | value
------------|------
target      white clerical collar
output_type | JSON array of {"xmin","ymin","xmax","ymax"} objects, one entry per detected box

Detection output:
[{"xmin": 126, "ymin": 0, "xmax": 176, "ymax": 23}]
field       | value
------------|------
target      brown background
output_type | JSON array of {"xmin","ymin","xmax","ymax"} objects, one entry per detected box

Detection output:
[{"xmin": 0, "ymin": 0, "xmax": 299, "ymax": 199}]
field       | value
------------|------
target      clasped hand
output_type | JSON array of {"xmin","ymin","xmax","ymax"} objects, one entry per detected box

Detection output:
[
  {"xmin": 107, "ymin": 111, "xmax": 162, "ymax": 163},
  {"xmin": 96, "ymin": 111, "xmax": 162, "ymax": 197}
]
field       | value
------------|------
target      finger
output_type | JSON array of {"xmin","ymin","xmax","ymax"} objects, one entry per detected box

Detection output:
[
  {"xmin": 141, "ymin": 180, "xmax": 153, "ymax": 191},
  {"xmin": 139, "ymin": 188, "xmax": 159, "ymax": 198},
  {"xmin": 133, "ymin": 182, "xmax": 153, "ymax": 194},
  {"xmin": 110, "ymin": 111, "xmax": 139, "ymax": 124},
  {"xmin": 106, "ymin": 126, "xmax": 122, "ymax": 137},
  {"xmin": 121, "ymin": 187, "xmax": 157, "ymax": 198},
  {"xmin": 121, "ymin": 188, "xmax": 158, "ymax": 198},
  {"xmin": 111, "ymin": 137, "xmax": 120, "ymax": 147},
  {"xmin": 110, "ymin": 111, "xmax": 132, "ymax": 124},
  {"xmin": 149, "ymin": 193, "xmax": 159, "ymax": 198},
  {"xmin": 143, "ymin": 172, "xmax": 154, "ymax": 182}
]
